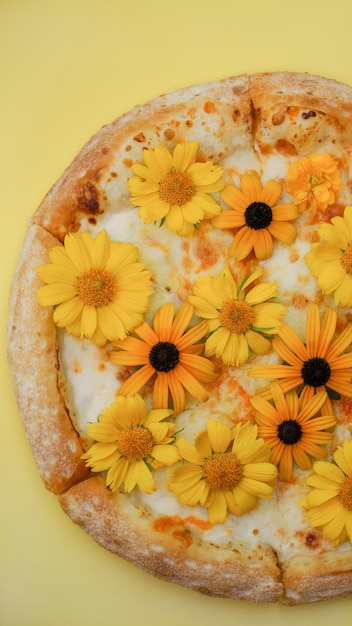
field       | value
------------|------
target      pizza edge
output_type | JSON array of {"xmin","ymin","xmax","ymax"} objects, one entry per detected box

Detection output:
[
  {"xmin": 59, "ymin": 475, "xmax": 284, "ymax": 603},
  {"xmin": 6, "ymin": 224, "xmax": 88, "ymax": 493}
]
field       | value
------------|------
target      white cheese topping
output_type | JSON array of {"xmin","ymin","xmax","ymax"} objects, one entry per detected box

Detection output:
[{"xmin": 57, "ymin": 142, "xmax": 352, "ymax": 564}]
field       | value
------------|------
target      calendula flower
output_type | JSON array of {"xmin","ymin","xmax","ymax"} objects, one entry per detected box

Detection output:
[
  {"xmin": 305, "ymin": 205, "xmax": 352, "ymax": 307},
  {"xmin": 249, "ymin": 303, "xmax": 352, "ymax": 401},
  {"xmin": 110, "ymin": 302, "xmax": 217, "ymax": 414},
  {"xmin": 82, "ymin": 394, "xmax": 180, "ymax": 494},
  {"xmin": 285, "ymin": 153, "xmax": 344, "ymax": 213},
  {"xmin": 251, "ymin": 383, "xmax": 336, "ymax": 481},
  {"xmin": 168, "ymin": 419, "xmax": 278, "ymax": 525},
  {"xmin": 212, "ymin": 172, "xmax": 298, "ymax": 260},
  {"xmin": 188, "ymin": 266, "xmax": 286, "ymax": 367},
  {"xmin": 36, "ymin": 230, "xmax": 153, "ymax": 346},
  {"xmin": 128, "ymin": 142, "xmax": 224, "ymax": 237},
  {"xmin": 301, "ymin": 439, "xmax": 352, "ymax": 545}
]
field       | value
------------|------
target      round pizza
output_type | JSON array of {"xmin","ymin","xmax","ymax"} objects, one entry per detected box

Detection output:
[{"xmin": 7, "ymin": 71, "xmax": 352, "ymax": 605}]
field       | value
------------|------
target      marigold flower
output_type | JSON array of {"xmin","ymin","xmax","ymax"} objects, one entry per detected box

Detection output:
[
  {"xmin": 82, "ymin": 394, "xmax": 179, "ymax": 494},
  {"xmin": 36, "ymin": 230, "xmax": 153, "ymax": 346},
  {"xmin": 285, "ymin": 153, "xmax": 344, "ymax": 213},
  {"xmin": 305, "ymin": 205, "xmax": 352, "ymax": 307},
  {"xmin": 110, "ymin": 301, "xmax": 217, "ymax": 414},
  {"xmin": 168, "ymin": 419, "xmax": 278, "ymax": 524},
  {"xmin": 301, "ymin": 439, "xmax": 352, "ymax": 545},
  {"xmin": 128, "ymin": 142, "xmax": 224, "ymax": 236},
  {"xmin": 249, "ymin": 302, "xmax": 352, "ymax": 402},
  {"xmin": 212, "ymin": 172, "xmax": 298, "ymax": 260},
  {"xmin": 188, "ymin": 266, "xmax": 286, "ymax": 367},
  {"xmin": 251, "ymin": 383, "xmax": 336, "ymax": 481}
]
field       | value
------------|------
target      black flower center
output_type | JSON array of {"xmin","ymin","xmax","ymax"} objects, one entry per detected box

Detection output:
[
  {"xmin": 301, "ymin": 357, "xmax": 331, "ymax": 388},
  {"xmin": 149, "ymin": 341, "xmax": 180, "ymax": 372},
  {"xmin": 244, "ymin": 202, "xmax": 273, "ymax": 230},
  {"xmin": 277, "ymin": 420, "xmax": 302, "ymax": 445}
]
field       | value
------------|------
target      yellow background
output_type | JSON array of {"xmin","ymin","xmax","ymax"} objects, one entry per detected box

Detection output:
[{"xmin": 2, "ymin": 1, "xmax": 352, "ymax": 624}]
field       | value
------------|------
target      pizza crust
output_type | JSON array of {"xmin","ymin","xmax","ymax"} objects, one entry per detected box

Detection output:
[
  {"xmin": 59, "ymin": 476, "xmax": 283, "ymax": 603},
  {"xmin": 7, "ymin": 224, "xmax": 88, "ymax": 493}
]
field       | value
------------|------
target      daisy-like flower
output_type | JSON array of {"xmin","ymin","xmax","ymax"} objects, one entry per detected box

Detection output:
[
  {"xmin": 128, "ymin": 142, "xmax": 224, "ymax": 237},
  {"xmin": 251, "ymin": 383, "xmax": 336, "ymax": 481},
  {"xmin": 285, "ymin": 153, "xmax": 344, "ymax": 214},
  {"xmin": 301, "ymin": 439, "xmax": 352, "ymax": 545},
  {"xmin": 305, "ymin": 205, "xmax": 352, "ymax": 307},
  {"xmin": 82, "ymin": 394, "xmax": 180, "ymax": 494},
  {"xmin": 188, "ymin": 266, "xmax": 286, "ymax": 367},
  {"xmin": 212, "ymin": 172, "xmax": 298, "ymax": 260},
  {"xmin": 36, "ymin": 230, "xmax": 153, "ymax": 347},
  {"xmin": 249, "ymin": 302, "xmax": 352, "ymax": 401},
  {"xmin": 110, "ymin": 301, "xmax": 217, "ymax": 414},
  {"xmin": 168, "ymin": 419, "xmax": 278, "ymax": 525}
]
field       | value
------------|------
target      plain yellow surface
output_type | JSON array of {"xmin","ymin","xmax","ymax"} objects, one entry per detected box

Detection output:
[{"xmin": 2, "ymin": 1, "xmax": 352, "ymax": 624}]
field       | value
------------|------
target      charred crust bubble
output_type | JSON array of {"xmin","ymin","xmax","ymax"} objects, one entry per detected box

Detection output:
[
  {"xmin": 302, "ymin": 110, "xmax": 317, "ymax": 120},
  {"xmin": 78, "ymin": 182, "xmax": 100, "ymax": 215}
]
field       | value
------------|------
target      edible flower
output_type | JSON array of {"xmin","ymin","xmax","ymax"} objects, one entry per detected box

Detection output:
[
  {"xmin": 82, "ymin": 394, "xmax": 179, "ymax": 494},
  {"xmin": 110, "ymin": 302, "xmax": 217, "ymax": 414},
  {"xmin": 188, "ymin": 266, "xmax": 286, "ymax": 367},
  {"xmin": 168, "ymin": 419, "xmax": 278, "ymax": 524},
  {"xmin": 305, "ymin": 205, "xmax": 352, "ymax": 307},
  {"xmin": 301, "ymin": 439, "xmax": 352, "ymax": 545},
  {"xmin": 251, "ymin": 383, "xmax": 336, "ymax": 481},
  {"xmin": 249, "ymin": 302, "xmax": 352, "ymax": 402},
  {"xmin": 36, "ymin": 230, "xmax": 152, "ymax": 346},
  {"xmin": 212, "ymin": 172, "xmax": 298, "ymax": 260},
  {"xmin": 285, "ymin": 153, "xmax": 344, "ymax": 213},
  {"xmin": 128, "ymin": 142, "xmax": 224, "ymax": 236}
]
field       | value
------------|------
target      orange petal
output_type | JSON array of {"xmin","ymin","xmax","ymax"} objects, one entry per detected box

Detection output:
[
  {"xmin": 153, "ymin": 303, "xmax": 175, "ymax": 341},
  {"xmin": 170, "ymin": 301, "xmax": 194, "ymax": 343},
  {"xmin": 252, "ymin": 229, "xmax": 273, "ymax": 260},
  {"xmin": 260, "ymin": 179, "xmax": 282, "ymax": 206},
  {"xmin": 229, "ymin": 226, "xmax": 255, "ymax": 260},
  {"xmin": 240, "ymin": 173, "xmax": 262, "ymax": 203},
  {"xmin": 118, "ymin": 365, "xmax": 154, "ymax": 396}
]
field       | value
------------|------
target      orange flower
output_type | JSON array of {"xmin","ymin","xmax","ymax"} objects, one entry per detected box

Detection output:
[
  {"xmin": 285, "ymin": 153, "xmax": 344, "ymax": 213},
  {"xmin": 110, "ymin": 302, "xmax": 217, "ymax": 414},
  {"xmin": 212, "ymin": 173, "xmax": 298, "ymax": 260},
  {"xmin": 251, "ymin": 383, "xmax": 336, "ymax": 481},
  {"xmin": 249, "ymin": 303, "xmax": 352, "ymax": 403}
]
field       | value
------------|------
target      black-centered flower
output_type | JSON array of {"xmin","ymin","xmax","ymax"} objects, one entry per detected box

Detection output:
[
  {"xmin": 249, "ymin": 303, "xmax": 352, "ymax": 402},
  {"xmin": 212, "ymin": 172, "xmax": 298, "ymax": 260},
  {"xmin": 110, "ymin": 302, "xmax": 217, "ymax": 414},
  {"xmin": 251, "ymin": 382, "xmax": 337, "ymax": 481}
]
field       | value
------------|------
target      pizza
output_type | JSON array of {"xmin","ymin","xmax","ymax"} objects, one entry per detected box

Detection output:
[{"xmin": 7, "ymin": 71, "xmax": 352, "ymax": 605}]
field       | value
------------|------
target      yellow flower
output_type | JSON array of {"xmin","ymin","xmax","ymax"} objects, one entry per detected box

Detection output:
[
  {"xmin": 128, "ymin": 142, "xmax": 224, "ymax": 236},
  {"xmin": 212, "ymin": 172, "xmax": 298, "ymax": 260},
  {"xmin": 168, "ymin": 419, "xmax": 278, "ymax": 525},
  {"xmin": 301, "ymin": 439, "xmax": 352, "ymax": 545},
  {"xmin": 251, "ymin": 383, "xmax": 336, "ymax": 481},
  {"xmin": 82, "ymin": 394, "xmax": 180, "ymax": 494},
  {"xmin": 285, "ymin": 153, "xmax": 344, "ymax": 213},
  {"xmin": 36, "ymin": 230, "xmax": 153, "ymax": 346},
  {"xmin": 110, "ymin": 301, "xmax": 217, "ymax": 414},
  {"xmin": 249, "ymin": 302, "xmax": 352, "ymax": 401},
  {"xmin": 305, "ymin": 206, "xmax": 352, "ymax": 307},
  {"xmin": 188, "ymin": 266, "xmax": 286, "ymax": 367}
]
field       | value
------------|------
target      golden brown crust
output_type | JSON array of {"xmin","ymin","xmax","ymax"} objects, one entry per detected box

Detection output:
[
  {"xmin": 8, "ymin": 71, "xmax": 352, "ymax": 604},
  {"xmin": 31, "ymin": 74, "xmax": 253, "ymax": 239},
  {"xmin": 7, "ymin": 224, "xmax": 88, "ymax": 493},
  {"xmin": 59, "ymin": 476, "xmax": 283, "ymax": 603},
  {"xmin": 281, "ymin": 553, "xmax": 352, "ymax": 605}
]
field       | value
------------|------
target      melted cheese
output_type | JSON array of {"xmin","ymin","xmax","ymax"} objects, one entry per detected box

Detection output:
[{"xmin": 58, "ymin": 141, "xmax": 352, "ymax": 565}]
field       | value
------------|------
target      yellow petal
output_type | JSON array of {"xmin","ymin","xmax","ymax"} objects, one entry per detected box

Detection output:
[{"xmin": 206, "ymin": 419, "xmax": 231, "ymax": 453}]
